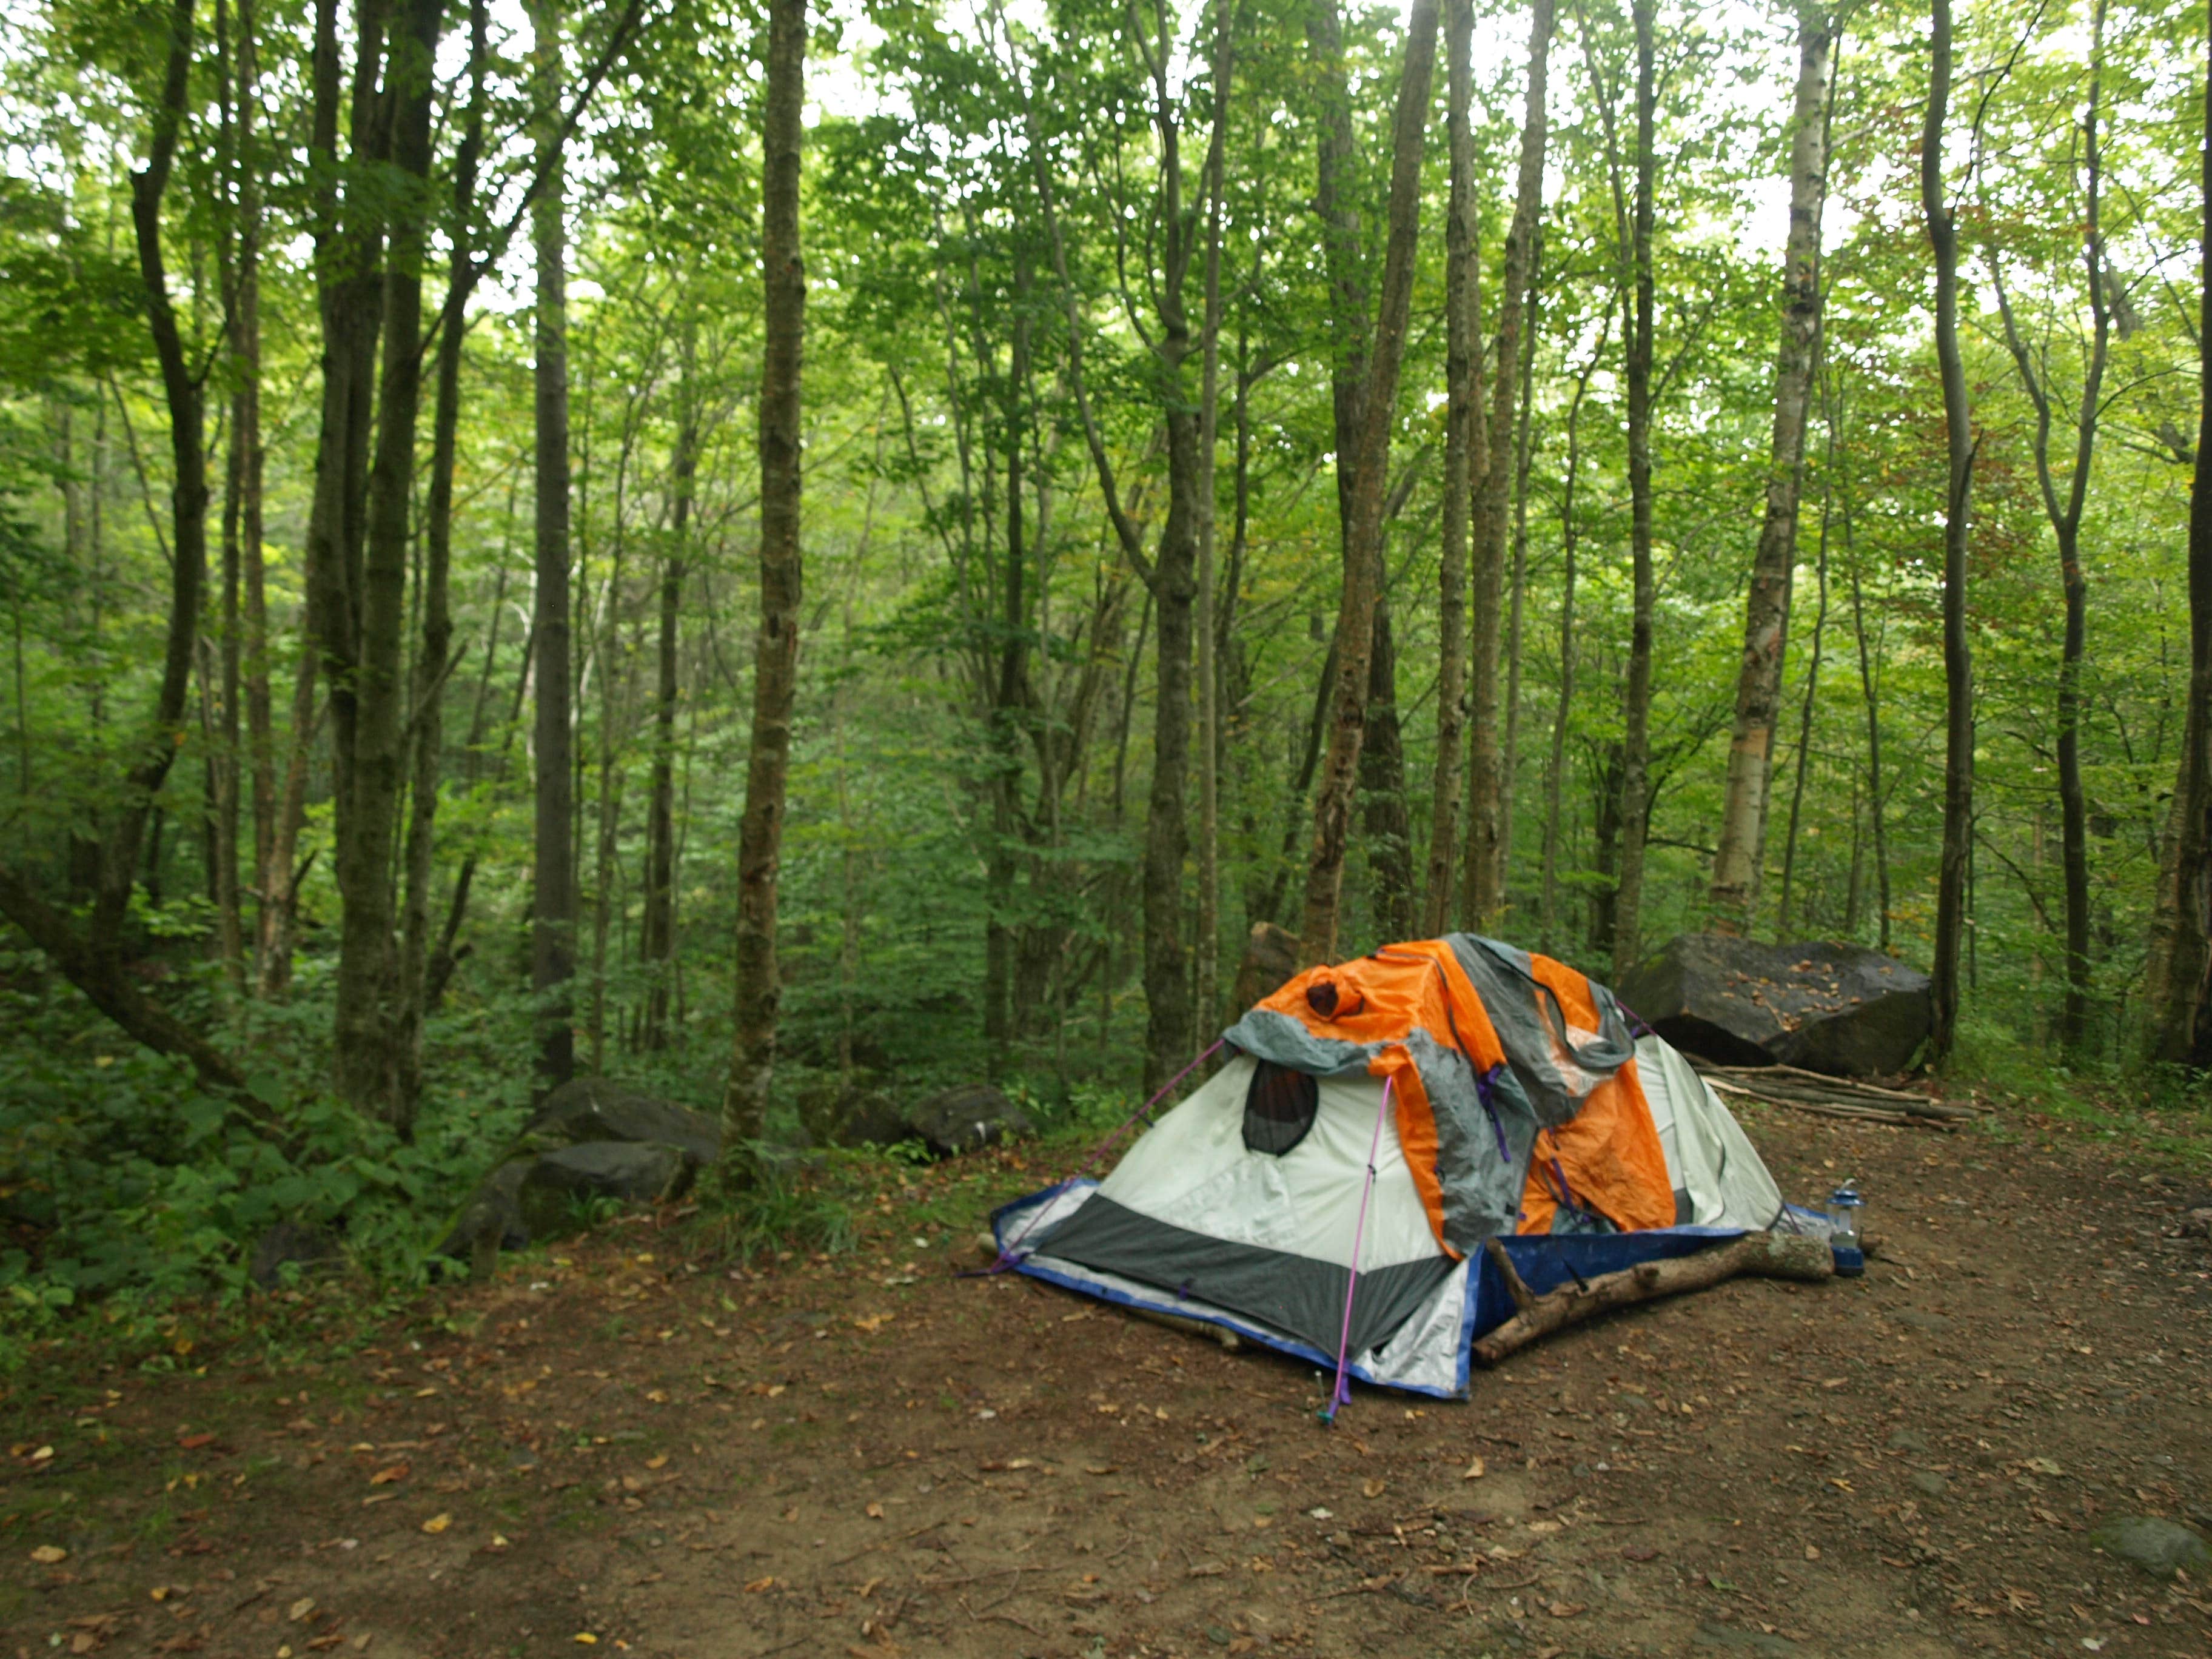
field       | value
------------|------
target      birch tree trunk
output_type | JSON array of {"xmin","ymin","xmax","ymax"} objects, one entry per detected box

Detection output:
[
  {"xmin": 1709, "ymin": 1, "xmax": 1832, "ymax": 933},
  {"xmin": 723, "ymin": 0, "xmax": 806, "ymax": 1162}
]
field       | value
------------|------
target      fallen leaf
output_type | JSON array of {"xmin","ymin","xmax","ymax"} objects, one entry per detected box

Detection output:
[
  {"xmin": 420, "ymin": 1513, "xmax": 451, "ymax": 1535},
  {"xmin": 574, "ymin": 1637, "xmax": 598, "ymax": 1646},
  {"xmin": 369, "ymin": 1464, "xmax": 409, "ymax": 1486},
  {"xmin": 645, "ymin": 1455, "xmax": 669, "ymax": 1470},
  {"xmin": 1084, "ymin": 1465, "xmax": 1118, "ymax": 1476},
  {"xmin": 178, "ymin": 1433, "xmax": 217, "ymax": 1451},
  {"xmin": 2025, "ymin": 1457, "xmax": 2064, "ymax": 1476},
  {"xmin": 30, "ymin": 1544, "xmax": 67, "ymax": 1564},
  {"xmin": 865, "ymin": 1503, "xmax": 885, "ymax": 1520},
  {"xmin": 288, "ymin": 1597, "xmax": 317, "ymax": 1622},
  {"xmin": 1463, "ymin": 1457, "xmax": 1486, "ymax": 1480},
  {"xmin": 1803, "ymin": 1545, "xmax": 1821, "ymax": 1561},
  {"xmin": 1362, "ymin": 1478, "xmax": 1387, "ymax": 1499},
  {"xmin": 744, "ymin": 1577, "xmax": 776, "ymax": 1594},
  {"xmin": 1546, "ymin": 1600, "xmax": 1586, "ymax": 1618},
  {"xmin": 1622, "ymin": 1545, "xmax": 1661, "ymax": 1562}
]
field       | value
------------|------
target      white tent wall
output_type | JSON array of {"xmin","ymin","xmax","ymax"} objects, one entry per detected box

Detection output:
[{"xmin": 1634, "ymin": 1036, "xmax": 1787, "ymax": 1229}]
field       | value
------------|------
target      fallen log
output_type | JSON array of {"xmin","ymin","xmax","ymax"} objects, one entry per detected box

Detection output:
[{"xmin": 1473, "ymin": 1231, "xmax": 1833, "ymax": 1366}]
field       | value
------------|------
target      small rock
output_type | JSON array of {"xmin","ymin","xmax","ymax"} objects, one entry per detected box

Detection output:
[
  {"xmin": 1908, "ymin": 1471, "xmax": 1949, "ymax": 1498},
  {"xmin": 1886, "ymin": 1429, "xmax": 1929, "ymax": 1453},
  {"xmin": 2090, "ymin": 1516, "xmax": 2212, "ymax": 1580}
]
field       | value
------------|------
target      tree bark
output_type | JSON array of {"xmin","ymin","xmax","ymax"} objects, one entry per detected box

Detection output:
[
  {"xmin": 1498, "ymin": 233, "xmax": 1542, "ymax": 914},
  {"xmin": 1988, "ymin": 1, "xmax": 2106, "ymax": 1056},
  {"xmin": 1923, "ymin": 0, "xmax": 1975, "ymax": 1064},
  {"xmin": 1422, "ymin": 0, "xmax": 1478, "ymax": 937},
  {"xmin": 1541, "ymin": 333, "xmax": 1604, "ymax": 957},
  {"xmin": 1194, "ymin": 0, "xmax": 1233, "ymax": 1030},
  {"xmin": 398, "ymin": 0, "xmax": 488, "ymax": 1120},
  {"xmin": 1777, "ymin": 467, "xmax": 1832, "ymax": 934},
  {"xmin": 640, "ymin": 329, "xmax": 696, "ymax": 1053},
  {"xmin": 1610, "ymin": 0, "xmax": 1658, "ymax": 982},
  {"xmin": 1709, "ymin": 1, "xmax": 1832, "ymax": 933},
  {"xmin": 2146, "ymin": 2, "xmax": 2212, "ymax": 1067},
  {"xmin": 1359, "ymin": 598, "xmax": 1415, "ymax": 940},
  {"xmin": 1297, "ymin": 0, "xmax": 1440, "ymax": 964},
  {"xmin": 1463, "ymin": 0, "xmax": 1553, "ymax": 928},
  {"xmin": 723, "ymin": 0, "xmax": 806, "ymax": 1162},
  {"xmin": 532, "ymin": 0, "xmax": 578, "ymax": 1093},
  {"xmin": 1472, "ymin": 1231, "xmax": 1832, "ymax": 1365},
  {"xmin": 331, "ymin": 0, "xmax": 440, "ymax": 1127}
]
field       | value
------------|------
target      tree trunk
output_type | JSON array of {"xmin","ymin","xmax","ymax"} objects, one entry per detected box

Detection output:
[
  {"xmin": 1710, "ymin": 1, "xmax": 1832, "ymax": 933},
  {"xmin": 1422, "ymin": 0, "xmax": 1478, "ymax": 937},
  {"xmin": 212, "ymin": 0, "xmax": 247, "ymax": 995},
  {"xmin": 1194, "ymin": 0, "xmax": 1233, "ymax": 1031},
  {"xmin": 1463, "ymin": 0, "xmax": 1553, "ymax": 928},
  {"xmin": 231, "ymin": 0, "xmax": 273, "ymax": 990},
  {"xmin": 722, "ymin": 0, "xmax": 806, "ymax": 1162},
  {"xmin": 1541, "ymin": 335, "xmax": 1604, "ymax": 957},
  {"xmin": 1359, "ymin": 598, "xmax": 1415, "ymax": 940},
  {"xmin": 1989, "ymin": 1, "xmax": 2106, "ymax": 1056},
  {"xmin": 398, "ymin": 0, "xmax": 486, "ymax": 1119},
  {"xmin": 1297, "ymin": 0, "xmax": 1440, "ymax": 964},
  {"xmin": 532, "ymin": 0, "xmax": 577, "ymax": 1093},
  {"xmin": 1843, "ymin": 466, "xmax": 1891, "ymax": 953},
  {"xmin": 1923, "ymin": 0, "xmax": 1975, "ymax": 1064},
  {"xmin": 640, "ymin": 335, "xmax": 696, "ymax": 1053},
  {"xmin": 1498, "ymin": 233, "xmax": 1542, "ymax": 915},
  {"xmin": 1777, "ymin": 468, "xmax": 1832, "ymax": 934},
  {"xmin": 2146, "ymin": 2, "xmax": 2212, "ymax": 1067},
  {"xmin": 330, "ymin": 0, "xmax": 440, "ymax": 1128},
  {"xmin": 1611, "ymin": 0, "xmax": 1658, "ymax": 982}
]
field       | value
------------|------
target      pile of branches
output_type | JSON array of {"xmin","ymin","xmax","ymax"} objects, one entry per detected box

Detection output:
[{"xmin": 1689, "ymin": 1060, "xmax": 1983, "ymax": 1131}]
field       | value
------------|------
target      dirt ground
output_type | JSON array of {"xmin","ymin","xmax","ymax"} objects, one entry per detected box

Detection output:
[{"xmin": 5, "ymin": 1094, "xmax": 2211, "ymax": 1659}]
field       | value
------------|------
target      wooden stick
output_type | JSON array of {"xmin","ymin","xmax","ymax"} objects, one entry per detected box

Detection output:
[{"xmin": 1472, "ymin": 1230, "xmax": 1832, "ymax": 1366}]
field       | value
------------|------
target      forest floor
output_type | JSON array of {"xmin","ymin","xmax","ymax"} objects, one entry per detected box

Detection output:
[{"xmin": 5, "ymin": 1088, "xmax": 2212, "ymax": 1659}]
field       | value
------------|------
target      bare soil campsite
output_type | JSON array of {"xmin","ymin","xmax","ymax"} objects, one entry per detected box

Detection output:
[{"xmin": 6, "ymin": 1098, "xmax": 2209, "ymax": 1659}]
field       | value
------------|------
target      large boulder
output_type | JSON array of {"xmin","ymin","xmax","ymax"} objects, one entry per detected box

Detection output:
[
  {"xmin": 438, "ymin": 1079, "xmax": 716, "ymax": 1269},
  {"xmin": 517, "ymin": 1141, "xmax": 695, "ymax": 1238},
  {"xmin": 907, "ymin": 1084, "xmax": 1033, "ymax": 1156},
  {"xmin": 1615, "ymin": 934, "xmax": 1932, "ymax": 1078},
  {"xmin": 797, "ymin": 1078, "xmax": 910, "ymax": 1149},
  {"xmin": 525, "ymin": 1078, "xmax": 720, "ymax": 1164}
]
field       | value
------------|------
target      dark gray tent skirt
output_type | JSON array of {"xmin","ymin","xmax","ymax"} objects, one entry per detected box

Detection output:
[{"xmin": 1033, "ymin": 1196, "xmax": 1458, "ymax": 1359}]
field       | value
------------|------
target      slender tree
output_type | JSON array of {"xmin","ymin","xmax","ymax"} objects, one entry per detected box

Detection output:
[
  {"xmin": 1923, "ymin": 0, "xmax": 1976, "ymax": 1063},
  {"xmin": 1297, "ymin": 0, "xmax": 1440, "ymax": 963},
  {"xmin": 532, "ymin": 0, "xmax": 578, "ymax": 1092},
  {"xmin": 2145, "ymin": 4, "xmax": 2212, "ymax": 1067},
  {"xmin": 1421, "ymin": 0, "xmax": 1478, "ymax": 935},
  {"xmin": 1709, "ymin": 1, "xmax": 1832, "ymax": 932},
  {"xmin": 1463, "ymin": 0, "xmax": 1553, "ymax": 927},
  {"xmin": 723, "ymin": 0, "xmax": 807, "ymax": 1163},
  {"xmin": 1610, "ymin": 0, "xmax": 1659, "ymax": 980}
]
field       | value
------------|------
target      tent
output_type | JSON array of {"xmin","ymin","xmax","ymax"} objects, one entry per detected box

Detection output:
[{"xmin": 991, "ymin": 934, "xmax": 1799, "ymax": 1401}]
